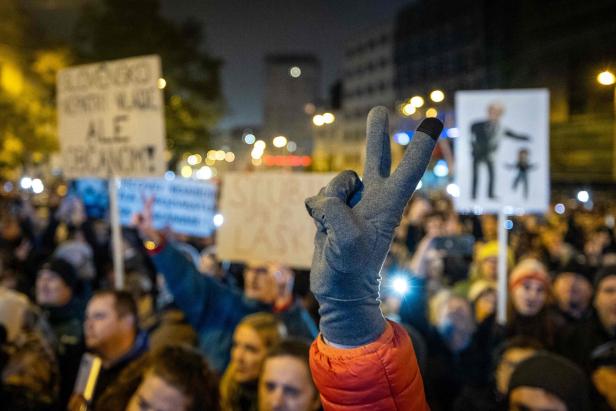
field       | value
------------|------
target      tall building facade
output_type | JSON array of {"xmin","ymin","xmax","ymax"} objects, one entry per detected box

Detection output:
[{"xmin": 262, "ymin": 54, "xmax": 320, "ymax": 157}]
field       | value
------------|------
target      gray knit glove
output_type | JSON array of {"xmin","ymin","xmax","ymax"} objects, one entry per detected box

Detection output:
[{"xmin": 305, "ymin": 106, "xmax": 442, "ymax": 346}]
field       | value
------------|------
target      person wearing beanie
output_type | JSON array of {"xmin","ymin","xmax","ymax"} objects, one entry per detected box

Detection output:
[
  {"xmin": 35, "ymin": 258, "xmax": 85, "ymax": 408},
  {"xmin": 468, "ymin": 279, "xmax": 497, "ymax": 324},
  {"xmin": 508, "ymin": 352, "xmax": 590, "ymax": 411},
  {"xmin": 552, "ymin": 259, "xmax": 593, "ymax": 325},
  {"xmin": 505, "ymin": 259, "xmax": 561, "ymax": 349}
]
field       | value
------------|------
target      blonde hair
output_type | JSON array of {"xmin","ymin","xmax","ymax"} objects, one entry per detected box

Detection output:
[{"xmin": 220, "ymin": 313, "xmax": 286, "ymax": 410}]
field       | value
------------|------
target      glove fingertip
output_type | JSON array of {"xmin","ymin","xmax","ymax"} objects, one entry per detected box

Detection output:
[{"xmin": 416, "ymin": 118, "xmax": 443, "ymax": 140}]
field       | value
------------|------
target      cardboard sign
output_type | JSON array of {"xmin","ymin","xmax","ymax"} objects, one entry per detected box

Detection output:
[
  {"xmin": 217, "ymin": 172, "xmax": 335, "ymax": 268},
  {"xmin": 57, "ymin": 55, "xmax": 166, "ymax": 178},
  {"xmin": 454, "ymin": 89, "xmax": 550, "ymax": 213},
  {"xmin": 118, "ymin": 178, "xmax": 217, "ymax": 237}
]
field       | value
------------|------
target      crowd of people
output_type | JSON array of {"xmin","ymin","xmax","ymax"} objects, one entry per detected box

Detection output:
[{"xmin": 0, "ymin": 110, "xmax": 614, "ymax": 410}]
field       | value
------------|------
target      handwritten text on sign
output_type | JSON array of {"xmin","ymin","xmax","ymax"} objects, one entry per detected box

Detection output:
[
  {"xmin": 118, "ymin": 178, "xmax": 217, "ymax": 238},
  {"xmin": 57, "ymin": 55, "xmax": 166, "ymax": 178},
  {"xmin": 217, "ymin": 172, "xmax": 335, "ymax": 269}
]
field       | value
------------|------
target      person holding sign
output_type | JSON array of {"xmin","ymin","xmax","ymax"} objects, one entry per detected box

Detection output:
[{"xmin": 305, "ymin": 106, "xmax": 441, "ymax": 409}]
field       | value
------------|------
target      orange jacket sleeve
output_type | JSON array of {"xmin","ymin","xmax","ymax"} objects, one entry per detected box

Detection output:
[{"xmin": 309, "ymin": 320, "xmax": 429, "ymax": 411}]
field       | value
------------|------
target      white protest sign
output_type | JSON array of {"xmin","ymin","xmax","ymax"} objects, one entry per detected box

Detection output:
[
  {"xmin": 454, "ymin": 89, "xmax": 550, "ymax": 213},
  {"xmin": 57, "ymin": 55, "xmax": 166, "ymax": 178},
  {"xmin": 118, "ymin": 178, "xmax": 217, "ymax": 238},
  {"xmin": 217, "ymin": 172, "xmax": 335, "ymax": 268}
]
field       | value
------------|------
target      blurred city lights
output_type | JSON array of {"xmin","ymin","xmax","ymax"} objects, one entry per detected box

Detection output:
[
  {"xmin": 254, "ymin": 140, "xmax": 266, "ymax": 150},
  {"xmin": 251, "ymin": 147, "xmax": 264, "ymax": 159},
  {"xmin": 505, "ymin": 219, "xmax": 514, "ymax": 230},
  {"xmin": 402, "ymin": 103, "xmax": 416, "ymax": 116},
  {"xmin": 225, "ymin": 152, "xmax": 236, "ymax": 162},
  {"xmin": 164, "ymin": 171, "xmax": 175, "ymax": 181},
  {"xmin": 430, "ymin": 90, "xmax": 445, "ymax": 102},
  {"xmin": 287, "ymin": 141, "xmax": 297, "ymax": 152},
  {"xmin": 187, "ymin": 154, "xmax": 202, "ymax": 165},
  {"xmin": 157, "ymin": 78, "xmax": 166, "ymax": 89},
  {"xmin": 273, "ymin": 136, "xmax": 288, "ymax": 148},
  {"xmin": 433, "ymin": 159, "xmax": 449, "ymax": 177},
  {"xmin": 244, "ymin": 133, "xmax": 256, "ymax": 144},
  {"xmin": 446, "ymin": 183, "xmax": 460, "ymax": 198},
  {"xmin": 20, "ymin": 177, "xmax": 32, "ymax": 190},
  {"xmin": 289, "ymin": 66, "xmax": 302, "ymax": 78},
  {"xmin": 410, "ymin": 96, "xmax": 424, "ymax": 107},
  {"xmin": 577, "ymin": 190, "xmax": 590, "ymax": 203},
  {"xmin": 205, "ymin": 158, "xmax": 216, "ymax": 166},
  {"xmin": 32, "ymin": 179, "xmax": 44, "ymax": 194},
  {"xmin": 322, "ymin": 112, "xmax": 335, "ymax": 124},
  {"xmin": 313, "ymin": 114, "xmax": 325, "ymax": 126},
  {"xmin": 416, "ymin": 180, "xmax": 423, "ymax": 190},
  {"xmin": 213, "ymin": 213, "xmax": 224, "ymax": 227},
  {"xmin": 207, "ymin": 150, "xmax": 217, "ymax": 160},
  {"xmin": 446, "ymin": 128, "xmax": 460, "ymax": 138},
  {"xmin": 215, "ymin": 150, "xmax": 226, "ymax": 161},
  {"xmin": 394, "ymin": 132, "xmax": 410, "ymax": 145},
  {"xmin": 554, "ymin": 203, "xmax": 566, "ymax": 214},
  {"xmin": 426, "ymin": 108, "xmax": 438, "ymax": 118},
  {"xmin": 391, "ymin": 275, "xmax": 410, "ymax": 296},
  {"xmin": 252, "ymin": 158, "xmax": 262, "ymax": 166},
  {"xmin": 597, "ymin": 70, "xmax": 615, "ymax": 86},
  {"xmin": 181, "ymin": 165, "xmax": 193, "ymax": 178},
  {"xmin": 3, "ymin": 182, "xmax": 13, "ymax": 193},
  {"xmin": 196, "ymin": 166, "xmax": 213, "ymax": 180}
]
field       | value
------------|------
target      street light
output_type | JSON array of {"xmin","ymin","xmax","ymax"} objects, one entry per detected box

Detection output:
[
  {"xmin": 430, "ymin": 90, "xmax": 445, "ymax": 103},
  {"xmin": 426, "ymin": 108, "xmax": 438, "ymax": 118},
  {"xmin": 410, "ymin": 96, "xmax": 424, "ymax": 108},
  {"xmin": 273, "ymin": 136, "xmax": 288, "ymax": 148},
  {"xmin": 597, "ymin": 70, "xmax": 615, "ymax": 86},
  {"xmin": 401, "ymin": 103, "xmax": 416, "ymax": 116},
  {"xmin": 322, "ymin": 112, "xmax": 335, "ymax": 124},
  {"xmin": 313, "ymin": 114, "xmax": 325, "ymax": 126}
]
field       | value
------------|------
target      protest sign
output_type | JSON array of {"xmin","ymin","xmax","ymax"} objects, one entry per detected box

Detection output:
[
  {"xmin": 217, "ymin": 172, "xmax": 335, "ymax": 268},
  {"xmin": 57, "ymin": 55, "xmax": 166, "ymax": 178},
  {"xmin": 118, "ymin": 178, "xmax": 217, "ymax": 238}
]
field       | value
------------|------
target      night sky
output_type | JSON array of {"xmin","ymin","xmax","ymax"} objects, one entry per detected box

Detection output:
[{"xmin": 160, "ymin": 0, "xmax": 413, "ymax": 130}]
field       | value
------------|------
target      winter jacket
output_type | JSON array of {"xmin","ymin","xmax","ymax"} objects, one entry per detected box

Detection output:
[
  {"xmin": 150, "ymin": 242, "xmax": 317, "ymax": 373},
  {"xmin": 309, "ymin": 320, "xmax": 428, "ymax": 411}
]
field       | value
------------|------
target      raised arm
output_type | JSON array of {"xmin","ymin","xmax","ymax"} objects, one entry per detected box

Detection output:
[{"xmin": 305, "ymin": 106, "xmax": 441, "ymax": 410}]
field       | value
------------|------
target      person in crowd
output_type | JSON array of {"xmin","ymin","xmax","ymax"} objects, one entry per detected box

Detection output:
[
  {"xmin": 552, "ymin": 260, "xmax": 593, "ymax": 325},
  {"xmin": 82, "ymin": 290, "xmax": 148, "ymax": 408},
  {"xmin": 507, "ymin": 352, "xmax": 590, "ymax": 411},
  {"xmin": 36, "ymin": 258, "xmax": 85, "ymax": 407},
  {"xmin": 220, "ymin": 312, "xmax": 284, "ymax": 411},
  {"xmin": 96, "ymin": 344, "xmax": 219, "ymax": 411},
  {"xmin": 505, "ymin": 258, "xmax": 561, "ymax": 348},
  {"xmin": 258, "ymin": 339, "xmax": 321, "ymax": 411},
  {"xmin": 467, "ymin": 279, "xmax": 497, "ymax": 325},
  {"xmin": 305, "ymin": 107, "xmax": 440, "ymax": 409},
  {"xmin": 133, "ymin": 203, "xmax": 317, "ymax": 373}
]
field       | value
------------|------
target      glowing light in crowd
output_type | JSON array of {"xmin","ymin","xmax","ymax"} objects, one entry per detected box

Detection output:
[
  {"xmin": 577, "ymin": 190, "xmax": 590, "ymax": 203},
  {"xmin": 394, "ymin": 132, "xmax": 410, "ymax": 145},
  {"xmin": 32, "ymin": 179, "xmax": 44, "ymax": 194},
  {"xmin": 213, "ymin": 214, "xmax": 224, "ymax": 227},
  {"xmin": 433, "ymin": 159, "xmax": 449, "ymax": 177},
  {"xmin": 391, "ymin": 275, "xmax": 410, "ymax": 296},
  {"xmin": 402, "ymin": 103, "xmax": 416, "ymax": 116},
  {"xmin": 205, "ymin": 158, "xmax": 215, "ymax": 166},
  {"xmin": 263, "ymin": 155, "xmax": 312, "ymax": 167},
  {"xmin": 426, "ymin": 108, "xmax": 438, "ymax": 118},
  {"xmin": 313, "ymin": 114, "xmax": 325, "ymax": 126},
  {"xmin": 289, "ymin": 66, "xmax": 302, "ymax": 78},
  {"xmin": 196, "ymin": 166, "xmax": 213, "ymax": 180},
  {"xmin": 157, "ymin": 78, "xmax": 166, "ymax": 89},
  {"xmin": 430, "ymin": 90, "xmax": 445, "ymax": 103},
  {"xmin": 322, "ymin": 112, "xmax": 335, "ymax": 124},
  {"xmin": 181, "ymin": 165, "xmax": 193, "ymax": 178},
  {"xmin": 214, "ymin": 150, "xmax": 224, "ymax": 161},
  {"xmin": 273, "ymin": 136, "xmax": 288, "ymax": 148},
  {"xmin": 251, "ymin": 148, "xmax": 264, "ymax": 159},
  {"xmin": 187, "ymin": 154, "xmax": 201, "ymax": 165},
  {"xmin": 252, "ymin": 158, "xmax": 262, "ymax": 166},
  {"xmin": 164, "ymin": 171, "xmax": 175, "ymax": 181},
  {"xmin": 207, "ymin": 150, "xmax": 217, "ymax": 160},
  {"xmin": 287, "ymin": 141, "xmax": 297, "ymax": 152},
  {"xmin": 597, "ymin": 70, "xmax": 615, "ymax": 86},
  {"xmin": 244, "ymin": 133, "xmax": 256, "ymax": 144},
  {"xmin": 446, "ymin": 128, "xmax": 459, "ymax": 138},
  {"xmin": 505, "ymin": 219, "xmax": 514, "ymax": 230},
  {"xmin": 410, "ymin": 96, "xmax": 424, "ymax": 108},
  {"xmin": 554, "ymin": 203, "xmax": 566, "ymax": 214},
  {"xmin": 254, "ymin": 140, "xmax": 266, "ymax": 150},
  {"xmin": 416, "ymin": 181, "xmax": 423, "ymax": 190},
  {"xmin": 225, "ymin": 152, "xmax": 235, "ymax": 162},
  {"xmin": 20, "ymin": 177, "xmax": 32, "ymax": 190},
  {"xmin": 446, "ymin": 183, "xmax": 460, "ymax": 198}
]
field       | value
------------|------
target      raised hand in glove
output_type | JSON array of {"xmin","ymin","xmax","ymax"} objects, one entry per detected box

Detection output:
[{"xmin": 305, "ymin": 106, "xmax": 442, "ymax": 346}]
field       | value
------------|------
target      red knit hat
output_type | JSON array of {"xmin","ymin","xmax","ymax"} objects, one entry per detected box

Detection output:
[{"xmin": 509, "ymin": 259, "xmax": 550, "ymax": 291}]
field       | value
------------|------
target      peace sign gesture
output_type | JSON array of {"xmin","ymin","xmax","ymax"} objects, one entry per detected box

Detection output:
[{"xmin": 305, "ymin": 106, "xmax": 442, "ymax": 346}]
